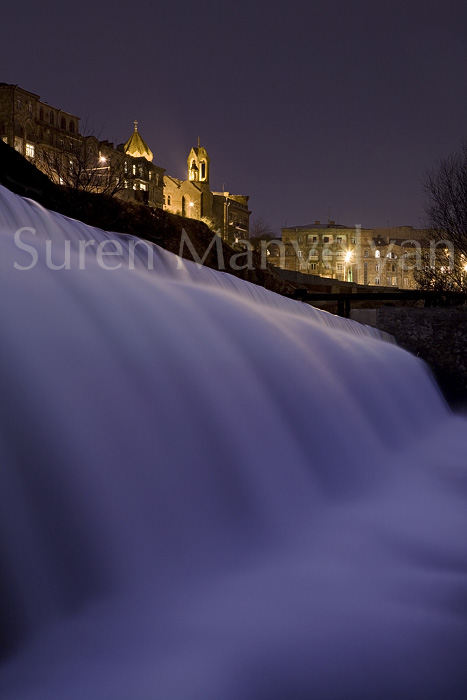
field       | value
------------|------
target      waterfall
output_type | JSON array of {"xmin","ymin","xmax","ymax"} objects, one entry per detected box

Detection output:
[{"xmin": 0, "ymin": 184, "xmax": 466, "ymax": 699}]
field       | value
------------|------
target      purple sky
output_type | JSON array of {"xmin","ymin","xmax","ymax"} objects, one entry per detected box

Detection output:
[{"xmin": 2, "ymin": 0, "xmax": 467, "ymax": 232}]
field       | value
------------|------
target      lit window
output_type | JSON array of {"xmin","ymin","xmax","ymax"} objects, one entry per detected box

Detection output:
[
  {"xmin": 374, "ymin": 277, "xmax": 380, "ymax": 285},
  {"xmin": 132, "ymin": 164, "xmax": 136, "ymax": 176},
  {"xmin": 375, "ymin": 249, "xmax": 380, "ymax": 258},
  {"xmin": 140, "ymin": 183, "xmax": 147, "ymax": 191},
  {"xmin": 25, "ymin": 142, "xmax": 35, "ymax": 159}
]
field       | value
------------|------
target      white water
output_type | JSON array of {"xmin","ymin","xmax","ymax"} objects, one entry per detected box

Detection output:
[{"xmin": 0, "ymin": 184, "xmax": 466, "ymax": 698}]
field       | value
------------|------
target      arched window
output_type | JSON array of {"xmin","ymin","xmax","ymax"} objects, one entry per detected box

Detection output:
[
  {"xmin": 49, "ymin": 112, "xmax": 54, "ymax": 126},
  {"xmin": 189, "ymin": 160, "xmax": 198, "ymax": 180},
  {"xmin": 200, "ymin": 160, "xmax": 206, "ymax": 179},
  {"xmin": 375, "ymin": 249, "xmax": 380, "ymax": 258},
  {"xmin": 69, "ymin": 121, "xmax": 75, "ymax": 133},
  {"xmin": 60, "ymin": 117, "xmax": 66, "ymax": 129},
  {"xmin": 39, "ymin": 107, "xmax": 44, "ymax": 121},
  {"xmin": 167, "ymin": 195, "xmax": 172, "ymax": 206}
]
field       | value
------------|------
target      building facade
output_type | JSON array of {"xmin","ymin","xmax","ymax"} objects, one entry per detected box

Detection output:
[
  {"xmin": 265, "ymin": 221, "xmax": 430, "ymax": 289},
  {"xmin": 0, "ymin": 83, "xmax": 162, "ymax": 208}
]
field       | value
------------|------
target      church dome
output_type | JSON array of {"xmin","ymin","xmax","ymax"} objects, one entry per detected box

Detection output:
[{"xmin": 124, "ymin": 121, "xmax": 153, "ymax": 162}]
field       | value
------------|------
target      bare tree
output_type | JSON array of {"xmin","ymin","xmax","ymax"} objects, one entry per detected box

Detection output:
[
  {"xmin": 38, "ymin": 132, "xmax": 128, "ymax": 198},
  {"xmin": 417, "ymin": 143, "xmax": 467, "ymax": 291},
  {"xmin": 249, "ymin": 217, "xmax": 275, "ymax": 239},
  {"xmin": 413, "ymin": 246, "xmax": 467, "ymax": 292}
]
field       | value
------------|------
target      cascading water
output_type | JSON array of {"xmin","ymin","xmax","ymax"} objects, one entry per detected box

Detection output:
[{"xmin": 0, "ymin": 183, "xmax": 466, "ymax": 699}]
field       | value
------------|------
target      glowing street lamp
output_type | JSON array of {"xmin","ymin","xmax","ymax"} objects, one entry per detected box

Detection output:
[{"xmin": 344, "ymin": 250, "xmax": 353, "ymax": 282}]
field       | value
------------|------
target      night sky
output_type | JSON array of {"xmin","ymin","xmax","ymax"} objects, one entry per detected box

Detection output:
[{"xmin": 2, "ymin": 0, "xmax": 467, "ymax": 232}]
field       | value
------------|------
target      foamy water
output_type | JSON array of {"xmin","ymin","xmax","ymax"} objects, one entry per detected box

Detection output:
[{"xmin": 0, "ymin": 184, "xmax": 466, "ymax": 698}]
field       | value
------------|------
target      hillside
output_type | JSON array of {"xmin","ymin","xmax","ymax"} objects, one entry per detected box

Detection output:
[{"xmin": 0, "ymin": 141, "xmax": 294, "ymax": 296}]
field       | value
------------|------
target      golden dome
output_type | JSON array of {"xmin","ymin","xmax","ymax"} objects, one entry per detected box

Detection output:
[{"xmin": 124, "ymin": 121, "xmax": 153, "ymax": 162}]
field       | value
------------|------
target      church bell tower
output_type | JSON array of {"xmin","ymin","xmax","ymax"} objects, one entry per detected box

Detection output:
[{"xmin": 187, "ymin": 138, "xmax": 209, "ymax": 185}]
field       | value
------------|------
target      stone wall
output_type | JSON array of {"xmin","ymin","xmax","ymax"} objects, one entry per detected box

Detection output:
[{"xmin": 350, "ymin": 306, "xmax": 467, "ymax": 406}]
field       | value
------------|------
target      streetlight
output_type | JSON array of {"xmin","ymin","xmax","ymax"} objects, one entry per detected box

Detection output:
[{"xmin": 344, "ymin": 250, "xmax": 353, "ymax": 282}]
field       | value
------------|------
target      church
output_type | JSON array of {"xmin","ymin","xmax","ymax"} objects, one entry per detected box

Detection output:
[
  {"xmin": 0, "ymin": 83, "xmax": 250, "ymax": 241},
  {"xmin": 163, "ymin": 139, "xmax": 250, "ymax": 243}
]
